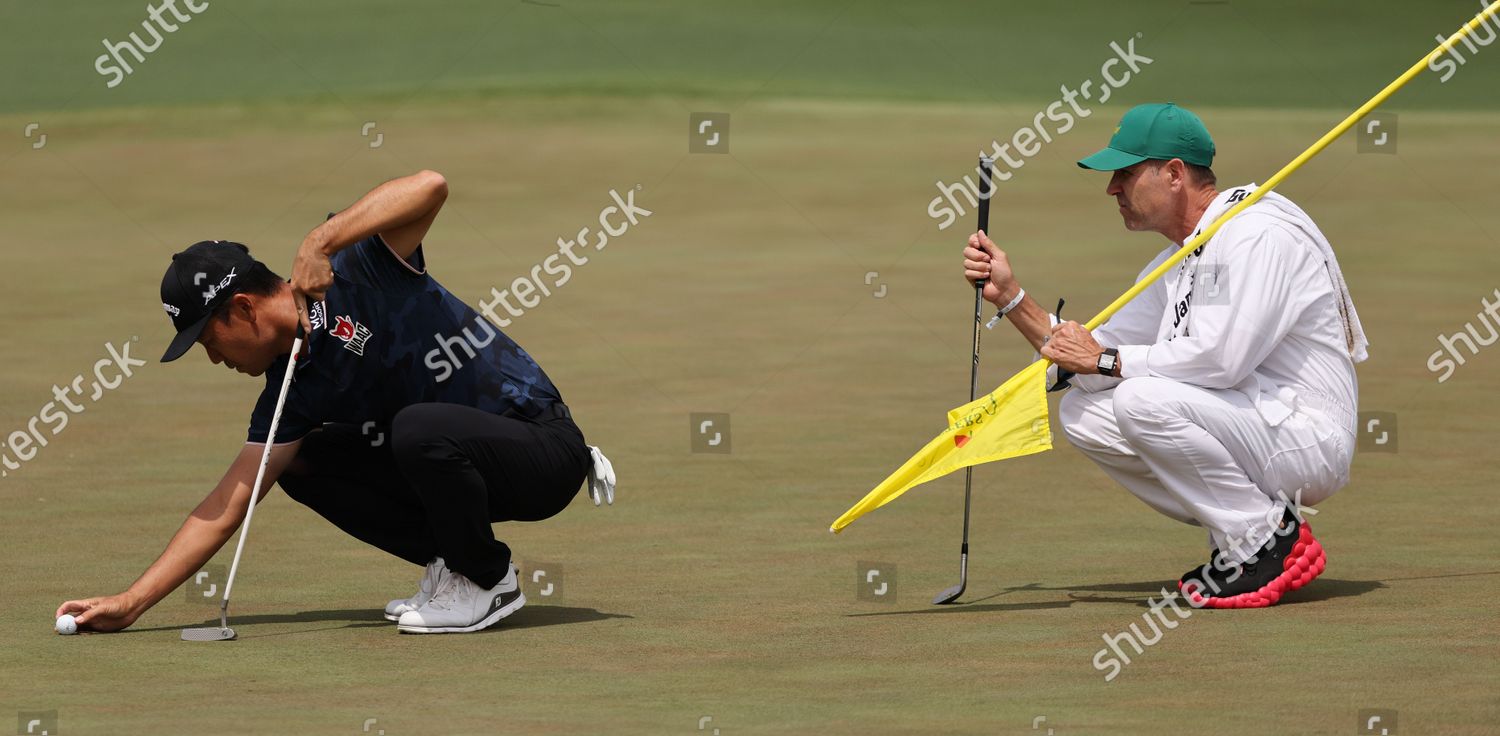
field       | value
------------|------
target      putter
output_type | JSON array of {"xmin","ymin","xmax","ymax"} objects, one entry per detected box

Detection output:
[
  {"xmin": 934, "ymin": 155, "xmax": 993, "ymax": 606},
  {"xmin": 182, "ymin": 328, "xmax": 304, "ymax": 641}
]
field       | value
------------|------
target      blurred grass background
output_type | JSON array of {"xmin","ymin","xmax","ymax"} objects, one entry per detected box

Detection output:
[{"xmin": 1, "ymin": 1, "xmax": 1497, "ymax": 734}]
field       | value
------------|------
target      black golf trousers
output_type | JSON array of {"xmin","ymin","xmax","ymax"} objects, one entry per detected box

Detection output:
[{"xmin": 277, "ymin": 402, "xmax": 590, "ymax": 589}]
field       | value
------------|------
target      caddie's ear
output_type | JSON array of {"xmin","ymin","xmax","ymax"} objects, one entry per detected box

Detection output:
[{"xmin": 1164, "ymin": 158, "xmax": 1188, "ymax": 189}]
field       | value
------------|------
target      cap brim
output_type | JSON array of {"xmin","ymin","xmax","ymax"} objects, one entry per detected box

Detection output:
[
  {"xmin": 1077, "ymin": 147, "xmax": 1149, "ymax": 171},
  {"xmin": 160, "ymin": 312, "xmax": 212, "ymax": 362}
]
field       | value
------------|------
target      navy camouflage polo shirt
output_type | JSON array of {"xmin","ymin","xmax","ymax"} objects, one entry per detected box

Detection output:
[{"xmin": 247, "ymin": 234, "xmax": 563, "ymax": 444}]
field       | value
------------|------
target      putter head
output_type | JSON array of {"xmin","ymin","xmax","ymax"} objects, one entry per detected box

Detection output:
[
  {"xmin": 180, "ymin": 626, "xmax": 237, "ymax": 642},
  {"xmin": 932, "ymin": 583, "xmax": 965, "ymax": 605}
]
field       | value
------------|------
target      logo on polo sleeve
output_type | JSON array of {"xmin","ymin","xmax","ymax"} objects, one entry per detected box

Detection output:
[{"xmin": 331, "ymin": 314, "xmax": 372, "ymax": 356}]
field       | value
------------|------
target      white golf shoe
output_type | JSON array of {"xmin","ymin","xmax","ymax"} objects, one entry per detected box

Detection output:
[
  {"xmin": 396, "ymin": 563, "xmax": 525, "ymax": 634},
  {"xmin": 383, "ymin": 557, "xmax": 448, "ymax": 622}
]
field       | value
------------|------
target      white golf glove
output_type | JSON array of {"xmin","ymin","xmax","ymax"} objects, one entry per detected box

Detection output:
[{"xmin": 586, "ymin": 445, "xmax": 615, "ymax": 506}]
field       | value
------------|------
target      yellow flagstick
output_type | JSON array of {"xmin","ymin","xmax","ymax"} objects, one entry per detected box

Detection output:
[
  {"xmin": 831, "ymin": 1, "xmax": 1500, "ymax": 534},
  {"xmin": 1081, "ymin": 0, "xmax": 1500, "ymax": 332}
]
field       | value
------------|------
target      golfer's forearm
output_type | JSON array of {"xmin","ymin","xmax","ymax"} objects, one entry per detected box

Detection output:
[
  {"xmin": 123, "ymin": 512, "xmax": 236, "ymax": 616},
  {"xmin": 307, "ymin": 170, "xmax": 447, "ymax": 255}
]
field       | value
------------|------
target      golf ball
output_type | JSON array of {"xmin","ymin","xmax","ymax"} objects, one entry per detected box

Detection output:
[{"xmin": 55, "ymin": 614, "xmax": 77, "ymax": 635}]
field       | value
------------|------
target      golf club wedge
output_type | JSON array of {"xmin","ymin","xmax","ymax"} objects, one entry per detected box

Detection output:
[
  {"xmin": 934, "ymin": 155, "xmax": 993, "ymax": 606},
  {"xmin": 182, "ymin": 329, "xmax": 304, "ymax": 642}
]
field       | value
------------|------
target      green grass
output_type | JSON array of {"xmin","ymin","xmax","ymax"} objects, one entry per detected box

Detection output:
[
  {"xmin": 3, "ymin": 0, "xmax": 1499, "ymax": 114},
  {"xmin": 2, "ymin": 1, "xmax": 1499, "ymax": 734}
]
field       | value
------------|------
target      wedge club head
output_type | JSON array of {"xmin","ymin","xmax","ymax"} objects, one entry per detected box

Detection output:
[
  {"xmin": 932, "ymin": 583, "xmax": 965, "ymax": 605},
  {"xmin": 933, "ymin": 547, "xmax": 968, "ymax": 605}
]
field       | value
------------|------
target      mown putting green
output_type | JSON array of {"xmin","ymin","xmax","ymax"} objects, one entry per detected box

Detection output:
[{"xmin": 2, "ymin": 1, "xmax": 1497, "ymax": 733}]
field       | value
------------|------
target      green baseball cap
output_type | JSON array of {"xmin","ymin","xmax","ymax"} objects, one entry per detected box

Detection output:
[{"xmin": 1077, "ymin": 103, "xmax": 1215, "ymax": 171}]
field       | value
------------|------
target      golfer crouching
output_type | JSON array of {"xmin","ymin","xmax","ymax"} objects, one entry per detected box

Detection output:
[{"xmin": 58, "ymin": 170, "xmax": 614, "ymax": 634}]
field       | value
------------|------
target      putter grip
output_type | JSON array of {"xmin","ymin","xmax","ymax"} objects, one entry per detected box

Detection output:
[{"xmin": 975, "ymin": 156, "xmax": 993, "ymax": 288}]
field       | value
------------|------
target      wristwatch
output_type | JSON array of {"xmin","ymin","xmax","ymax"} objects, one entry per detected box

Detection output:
[{"xmin": 1096, "ymin": 348, "xmax": 1120, "ymax": 377}]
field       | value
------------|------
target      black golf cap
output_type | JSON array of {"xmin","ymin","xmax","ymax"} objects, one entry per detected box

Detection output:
[{"xmin": 159, "ymin": 240, "xmax": 258, "ymax": 362}]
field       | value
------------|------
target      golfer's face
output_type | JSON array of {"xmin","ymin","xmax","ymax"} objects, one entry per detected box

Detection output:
[
  {"xmin": 199, "ymin": 311, "xmax": 274, "ymax": 377},
  {"xmin": 1106, "ymin": 163, "xmax": 1162, "ymax": 232}
]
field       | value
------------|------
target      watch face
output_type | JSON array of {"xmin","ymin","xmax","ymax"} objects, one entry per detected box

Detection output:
[{"xmin": 1099, "ymin": 354, "xmax": 1117, "ymax": 373}]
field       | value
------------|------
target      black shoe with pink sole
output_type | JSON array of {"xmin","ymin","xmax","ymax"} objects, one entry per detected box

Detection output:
[{"xmin": 1177, "ymin": 509, "xmax": 1326, "ymax": 609}]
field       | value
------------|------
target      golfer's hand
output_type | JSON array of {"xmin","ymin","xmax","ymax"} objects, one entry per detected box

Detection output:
[
  {"xmin": 1041, "ymin": 321, "xmax": 1105, "ymax": 374},
  {"xmin": 290, "ymin": 235, "xmax": 333, "ymax": 334},
  {"xmin": 963, "ymin": 230, "xmax": 1019, "ymax": 306},
  {"xmin": 56, "ymin": 593, "xmax": 140, "ymax": 633}
]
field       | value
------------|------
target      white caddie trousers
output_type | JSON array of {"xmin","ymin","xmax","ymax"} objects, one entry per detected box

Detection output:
[{"xmin": 1060, "ymin": 377, "xmax": 1351, "ymax": 559}]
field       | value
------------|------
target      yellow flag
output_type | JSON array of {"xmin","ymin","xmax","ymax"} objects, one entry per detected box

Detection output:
[{"xmin": 830, "ymin": 359, "xmax": 1052, "ymax": 533}]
